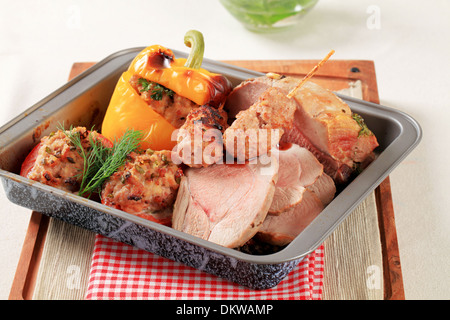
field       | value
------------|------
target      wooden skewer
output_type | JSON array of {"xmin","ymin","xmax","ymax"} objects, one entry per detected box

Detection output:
[{"xmin": 287, "ymin": 50, "xmax": 335, "ymax": 98}]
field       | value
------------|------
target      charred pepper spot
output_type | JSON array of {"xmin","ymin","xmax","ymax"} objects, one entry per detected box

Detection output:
[{"xmin": 147, "ymin": 48, "xmax": 174, "ymax": 70}]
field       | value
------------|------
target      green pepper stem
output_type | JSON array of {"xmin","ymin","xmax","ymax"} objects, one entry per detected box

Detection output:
[{"xmin": 184, "ymin": 30, "xmax": 205, "ymax": 69}]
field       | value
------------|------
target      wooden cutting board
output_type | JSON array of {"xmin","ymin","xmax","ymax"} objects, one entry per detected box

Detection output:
[{"xmin": 8, "ymin": 60, "xmax": 404, "ymax": 300}]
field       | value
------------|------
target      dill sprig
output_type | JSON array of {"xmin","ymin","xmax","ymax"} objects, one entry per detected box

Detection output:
[
  {"xmin": 81, "ymin": 129, "xmax": 143, "ymax": 196},
  {"xmin": 58, "ymin": 124, "xmax": 143, "ymax": 197}
]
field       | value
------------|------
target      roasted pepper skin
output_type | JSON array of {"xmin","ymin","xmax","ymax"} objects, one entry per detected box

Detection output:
[
  {"xmin": 101, "ymin": 71, "xmax": 177, "ymax": 151},
  {"xmin": 102, "ymin": 45, "xmax": 232, "ymax": 151},
  {"xmin": 127, "ymin": 45, "xmax": 232, "ymax": 107}
]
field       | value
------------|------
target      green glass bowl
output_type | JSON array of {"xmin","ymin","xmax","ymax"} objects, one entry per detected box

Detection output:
[{"xmin": 219, "ymin": 0, "xmax": 319, "ymax": 32}]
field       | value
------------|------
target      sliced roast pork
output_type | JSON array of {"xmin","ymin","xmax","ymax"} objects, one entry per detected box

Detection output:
[
  {"xmin": 172, "ymin": 157, "xmax": 278, "ymax": 248},
  {"xmin": 224, "ymin": 74, "xmax": 379, "ymax": 184},
  {"xmin": 308, "ymin": 171, "xmax": 336, "ymax": 206},
  {"xmin": 277, "ymin": 77, "xmax": 379, "ymax": 183},
  {"xmin": 257, "ymin": 190, "xmax": 325, "ymax": 246},
  {"xmin": 268, "ymin": 143, "xmax": 323, "ymax": 214},
  {"xmin": 224, "ymin": 73, "xmax": 283, "ymax": 121},
  {"xmin": 257, "ymin": 144, "xmax": 336, "ymax": 246}
]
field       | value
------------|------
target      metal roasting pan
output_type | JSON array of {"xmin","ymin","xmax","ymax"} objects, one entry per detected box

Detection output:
[{"xmin": 0, "ymin": 48, "xmax": 422, "ymax": 289}]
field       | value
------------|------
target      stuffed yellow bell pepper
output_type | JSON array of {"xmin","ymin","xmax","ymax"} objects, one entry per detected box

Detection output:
[{"xmin": 101, "ymin": 30, "xmax": 232, "ymax": 151}]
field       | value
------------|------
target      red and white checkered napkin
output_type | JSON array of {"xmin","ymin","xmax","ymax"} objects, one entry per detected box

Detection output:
[{"xmin": 84, "ymin": 234, "xmax": 324, "ymax": 300}]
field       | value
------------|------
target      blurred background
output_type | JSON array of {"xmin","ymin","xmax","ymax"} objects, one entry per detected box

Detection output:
[{"xmin": 0, "ymin": 0, "xmax": 449, "ymax": 299}]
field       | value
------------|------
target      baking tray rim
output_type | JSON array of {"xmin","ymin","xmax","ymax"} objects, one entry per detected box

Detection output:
[{"xmin": 0, "ymin": 47, "xmax": 422, "ymax": 265}]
